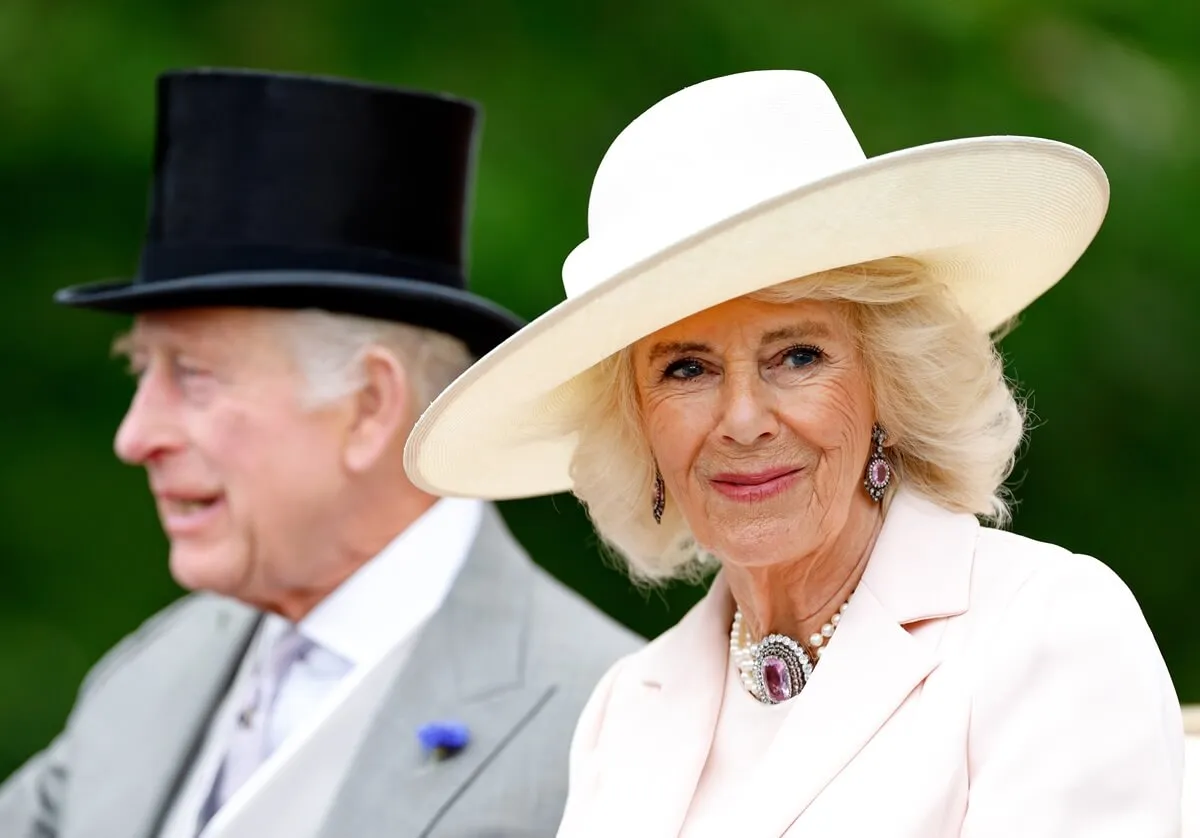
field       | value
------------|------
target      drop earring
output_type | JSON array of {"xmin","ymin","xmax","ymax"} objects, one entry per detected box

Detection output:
[
  {"xmin": 864, "ymin": 423, "xmax": 891, "ymax": 502},
  {"xmin": 652, "ymin": 465, "xmax": 666, "ymax": 524}
]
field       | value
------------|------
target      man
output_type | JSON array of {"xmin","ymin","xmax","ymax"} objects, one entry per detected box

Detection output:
[{"xmin": 0, "ymin": 68, "xmax": 641, "ymax": 837}]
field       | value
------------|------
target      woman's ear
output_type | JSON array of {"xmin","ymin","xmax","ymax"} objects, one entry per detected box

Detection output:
[{"xmin": 874, "ymin": 418, "xmax": 899, "ymax": 448}]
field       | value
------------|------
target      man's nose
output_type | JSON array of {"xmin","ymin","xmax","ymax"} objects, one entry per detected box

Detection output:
[{"xmin": 113, "ymin": 370, "xmax": 184, "ymax": 465}]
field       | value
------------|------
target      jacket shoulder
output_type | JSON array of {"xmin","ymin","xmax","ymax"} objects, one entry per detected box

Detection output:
[
  {"xmin": 527, "ymin": 564, "xmax": 646, "ymax": 673},
  {"xmin": 971, "ymin": 525, "xmax": 1139, "ymax": 615},
  {"xmin": 77, "ymin": 593, "xmax": 230, "ymax": 698}
]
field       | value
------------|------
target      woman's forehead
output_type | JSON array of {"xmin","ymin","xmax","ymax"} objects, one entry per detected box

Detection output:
[{"xmin": 636, "ymin": 297, "xmax": 848, "ymax": 351}]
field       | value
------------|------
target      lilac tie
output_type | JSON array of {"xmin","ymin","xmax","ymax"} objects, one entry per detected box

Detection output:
[{"xmin": 196, "ymin": 624, "xmax": 314, "ymax": 835}]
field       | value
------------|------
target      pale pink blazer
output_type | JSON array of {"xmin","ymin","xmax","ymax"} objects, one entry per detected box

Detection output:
[{"xmin": 558, "ymin": 489, "xmax": 1183, "ymax": 837}]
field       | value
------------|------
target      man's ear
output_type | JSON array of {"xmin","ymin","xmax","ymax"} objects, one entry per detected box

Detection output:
[{"xmin": 342, "ymin": 347, "xmax": 411, "ymax": 473}]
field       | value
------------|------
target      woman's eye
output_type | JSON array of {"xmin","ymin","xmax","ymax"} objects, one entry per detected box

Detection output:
[
  {"xmin": 781, "ymin": 345, "xmax": 823, "ymax": 369},
  {"xmin": 664, "ymin": 359, "xmax": 706, "ymax": 380}
]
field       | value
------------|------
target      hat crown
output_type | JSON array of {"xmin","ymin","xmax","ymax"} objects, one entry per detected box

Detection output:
[
  {"xmin": 53, "ymin": 68, "xmax": 528, "ymax": 360},
  {"xmin": 141, "ymin": 69, "xmax": 480, "ymax": 287},
  {"xmin": 564, "ymin": 71, "xmax": 867, "ymax": 297}
]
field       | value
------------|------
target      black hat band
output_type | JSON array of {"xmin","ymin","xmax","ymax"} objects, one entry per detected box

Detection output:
[{"xmin": 137, "ymin": 240, "xmax": 465, "ymax": 288}]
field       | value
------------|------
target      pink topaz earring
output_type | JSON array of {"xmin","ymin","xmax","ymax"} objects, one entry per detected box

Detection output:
[
  {"xmin": 651, "ymin": 465, "xmax": 665, "ymax": 524},
  {"xmin": 864, "ymin": 423, "xmax": 891, "ymax": 502}
]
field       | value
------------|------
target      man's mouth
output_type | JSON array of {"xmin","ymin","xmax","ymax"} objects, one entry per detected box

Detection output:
[
  {"xmin": 163, "ymin": 496, "xmax": 220, "ymax": 514},
  {"xmin": 156, "ymin": 493, "xmax": 225, "ymax": 536}
]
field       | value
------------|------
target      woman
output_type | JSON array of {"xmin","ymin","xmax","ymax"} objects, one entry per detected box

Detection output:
[{"xmin": 404, "ymin": 71, "xmax": 1183, "ymax": 836}]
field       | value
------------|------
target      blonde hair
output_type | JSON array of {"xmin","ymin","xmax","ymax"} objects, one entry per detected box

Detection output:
[{"xmin": 567, "ymin": 256, "xmax": 1026, "ymax": 584}]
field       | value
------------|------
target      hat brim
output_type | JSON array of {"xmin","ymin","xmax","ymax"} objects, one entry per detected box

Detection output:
[
  {"xmin": 404, "ymin": 135, "xmax": 1109, "ymax": 500},
  {"xmin": 54, "ymin": 269, "xmax": 525, "ymax": 359}
]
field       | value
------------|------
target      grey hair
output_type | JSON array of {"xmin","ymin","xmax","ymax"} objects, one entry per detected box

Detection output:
[
  {"xmin": 566, "ymin": 256, "xmax": 1027, "ymax": 585},
  {"xmin": 278, "ymin": 309, "xmax": 474, "ymax": 418}
]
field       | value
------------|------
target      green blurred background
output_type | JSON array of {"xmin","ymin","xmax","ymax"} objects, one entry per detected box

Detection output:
[{"xmin": 1, "ymin": 0, "xmax": 1197, "ymax": 776}]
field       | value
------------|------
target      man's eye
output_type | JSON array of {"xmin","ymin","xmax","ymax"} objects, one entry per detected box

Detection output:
[{"xmin": 173, "ymin": 359, "xmax": 209, "ymax": 380}]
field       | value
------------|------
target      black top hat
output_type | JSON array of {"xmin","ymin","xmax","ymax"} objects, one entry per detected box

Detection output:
[{"xmin": 53, "ymin": 68, "xmax": 524, "ymax": 358}]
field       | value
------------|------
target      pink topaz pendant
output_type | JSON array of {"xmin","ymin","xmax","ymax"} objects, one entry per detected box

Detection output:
[
  {"xmin": 732, "ymin": 596, "xmax": 851, "ymax": 704},
  {"xmin": 753, "ymin": 634, "xmax": 814, "ymax": 704}
]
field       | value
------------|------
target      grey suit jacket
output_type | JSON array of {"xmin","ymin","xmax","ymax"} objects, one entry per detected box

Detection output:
[{"xmin": 0, "ymin": 504, "xmax": 642, "ymax": 837}]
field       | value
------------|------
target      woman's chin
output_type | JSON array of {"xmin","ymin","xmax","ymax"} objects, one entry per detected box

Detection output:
[{"xmin": 703, "ymin": 527, "xmax": 809, "ymax": 570}]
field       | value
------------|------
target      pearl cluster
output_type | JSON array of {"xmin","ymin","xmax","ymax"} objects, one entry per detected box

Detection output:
[{"xmin": 730, "ymin": 595, "xmax": 852, "ymax": 702}]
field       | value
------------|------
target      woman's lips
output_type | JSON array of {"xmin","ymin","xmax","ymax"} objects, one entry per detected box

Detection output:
[{"xmin": 708, "ymin": 467, "xmax": 803, "ymax": 501}]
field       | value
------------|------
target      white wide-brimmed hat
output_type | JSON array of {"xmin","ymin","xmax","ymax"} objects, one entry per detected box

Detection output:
[{"xmin": 404, "ymin": 69, "xmax": 1108, "ymax": 500}]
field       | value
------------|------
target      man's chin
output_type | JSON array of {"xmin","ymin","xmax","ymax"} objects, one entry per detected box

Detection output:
[{"xmin": 167, "ymin": 544, "xmax": 245, "ymax": 596}]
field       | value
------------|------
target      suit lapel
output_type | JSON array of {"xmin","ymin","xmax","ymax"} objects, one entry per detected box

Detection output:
[
  {"xmin": 70, "ymin": 596, "xmax": 259, "ymax": 838},
  {"xmin": 318, "ymin": 505, "xmax": 551, "ymax": 837}
]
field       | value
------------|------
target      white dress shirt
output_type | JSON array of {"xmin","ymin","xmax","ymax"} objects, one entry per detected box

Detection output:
[{"xmin": 158, "ymin": 497, "xmax": 483, "ymax": 838}]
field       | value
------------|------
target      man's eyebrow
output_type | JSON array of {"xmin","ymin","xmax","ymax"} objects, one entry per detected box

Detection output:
[{"xmin": 110, "ymin": 331, "xmax": 137, "ymax": 359}]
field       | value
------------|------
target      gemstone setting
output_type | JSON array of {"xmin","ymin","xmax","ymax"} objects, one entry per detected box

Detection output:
[
  {"xmin": 870, "ymin": 459, "xmax": 890, "ymax": 486},
  {"xmin": 761, "ymin": 656, "xmax": 791, "ymax": 702},
  {"xmin": 864, "ymin": 454, "xmax": 891, "ymax": 501},
  {"xmin": 753, "ymin": 634, "xmax": 813, "ymax": 704}
]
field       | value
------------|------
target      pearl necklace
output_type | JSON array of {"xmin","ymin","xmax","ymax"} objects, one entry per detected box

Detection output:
[{"xmin": 730, "ymin": 594, "xmax": 852, "ymax": 704}]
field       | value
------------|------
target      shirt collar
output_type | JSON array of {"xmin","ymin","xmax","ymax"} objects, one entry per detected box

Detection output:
[{"xmin": 295, "ymin": 497, "xmax": 485, "ymax": 668}]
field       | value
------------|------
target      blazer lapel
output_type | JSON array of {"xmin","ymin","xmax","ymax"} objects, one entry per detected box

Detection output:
[
  {"xmin": 318, "ymin": 505, "xmax": 552, "ymax": 837},
  {"xmin": 70, "ymin": 596, "xmax": 259, "ymax": 838},
  {"xmin": 721, "ymin": 488, "xmax": 979, "ymax": 836},
  {"xmin": 586, "ymin": 577, "xmax": 730, "ymax": 837},
  {"xmin": 717, "ymin": 584, "xmax": 939, "ymax": 837}
]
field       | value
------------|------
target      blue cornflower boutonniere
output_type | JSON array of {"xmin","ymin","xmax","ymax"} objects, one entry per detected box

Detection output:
[{"xmin": 417, "ymin": 721, "xmax": 470, "ymax": 761}]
